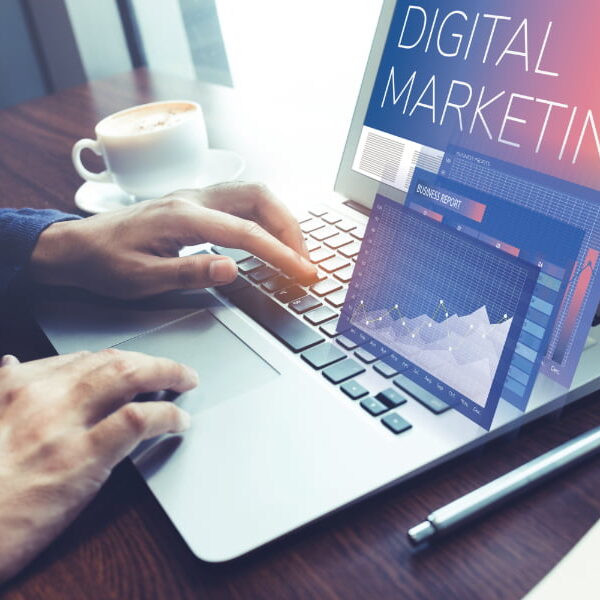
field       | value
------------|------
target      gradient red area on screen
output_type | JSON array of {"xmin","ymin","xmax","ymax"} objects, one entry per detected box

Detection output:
[{"xmin": 457, "ymin": 1, "xmax": 600, "ymax": 191}]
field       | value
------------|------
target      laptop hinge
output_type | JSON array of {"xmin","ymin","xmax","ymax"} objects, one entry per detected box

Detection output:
[{"xmin": 343, "ymin": 199, "xmax": 371, "ymax": 217}]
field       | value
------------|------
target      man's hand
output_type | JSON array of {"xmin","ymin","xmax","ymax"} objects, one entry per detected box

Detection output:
[
  {"xmin": 0, "ymin": 350, "xmax": 197, "ymax": 583},
  {"xmin": 29, "ymin": 182, "xmax": 316, "ymax": 299}
]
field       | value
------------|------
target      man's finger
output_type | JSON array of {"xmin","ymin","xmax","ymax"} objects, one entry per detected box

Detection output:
[
  {"xmin": 162, "ymin": 205, "xmax": 317, "ymax": 283},
  {"xmin": 0, "ymin": 352, "xmax": 93, "ymax": 383},
  {"xmin": 52, "ymin": 349, "xmax": 198, "ymax": 423},
  {"xmin": 149, "ymin": 253, "xmax": 238, "ymax": 294},
  {"xmin": 182, "ymin": 183, "xmax": 308, "ymax": 258},
  {"xmin": 87, "ymin": 401, "xmax": 191, "ymax": 466},
  {"xmin": 0, "ymin": 355, "xmax": 20, "ymax": 367}
]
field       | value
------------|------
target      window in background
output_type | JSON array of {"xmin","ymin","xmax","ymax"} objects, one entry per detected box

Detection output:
[
  {"xmin": 0, "ymin": 0, "xmax": 48, "ymax": 108},
  {"xmin": 64, "ymin": 0, "xmax": 131, "ymax": 81},
  {"xmin": 179, "ymin": 0, "xmax": 232, "ymax": 87},
  {"xmin": 127, "ymin": 0, "xmax": 232, "ymax": 86},
  {"xmin": 0, "ymin": 0, "xmax": 134, "ymax": 109}
]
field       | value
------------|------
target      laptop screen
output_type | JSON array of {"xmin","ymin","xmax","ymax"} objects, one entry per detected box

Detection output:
[
  {"xmin": 337, "ymin": 1, "xmax": 600, "ymax": 427},
  {"xmin": 352, "ymin": 1, "xmax": 600, "ymax": 193}
]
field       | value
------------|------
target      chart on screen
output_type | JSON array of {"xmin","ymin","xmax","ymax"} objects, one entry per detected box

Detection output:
[
  {"xmin": 443, "ymin": 147, "xmax": 600, "ymax": 387},
  {"xmin": 339, "ymin": 197, "xmax": 539, "ymax": 429}
]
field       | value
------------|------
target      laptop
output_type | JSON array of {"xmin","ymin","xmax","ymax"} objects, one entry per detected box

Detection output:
[{"xmin": 34, "ymin": 0, "xmax": 600, "ymax": 562}]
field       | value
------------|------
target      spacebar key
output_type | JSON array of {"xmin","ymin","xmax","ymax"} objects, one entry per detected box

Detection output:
[{"xmin": 229, "ymin": 286, "xmax": 324, "ymax": 352}]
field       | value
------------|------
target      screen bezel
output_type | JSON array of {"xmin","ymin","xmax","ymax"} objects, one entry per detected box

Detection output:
[{"xmin": 334, "ymin": 0, "xmax": 404, "ymax": 210}]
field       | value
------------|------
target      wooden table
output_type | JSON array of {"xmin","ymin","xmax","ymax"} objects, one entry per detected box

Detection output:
[{"xmin": 1, "ymin": 69, "xmax": 599, "ymax": 600}]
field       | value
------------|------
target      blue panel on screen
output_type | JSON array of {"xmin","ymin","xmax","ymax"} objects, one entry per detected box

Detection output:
[
  {"xmin": 404, "ymin": 168, "xmax": 584, "ymax": 409},
  {"xmin": 338, "ymin": 198, "xmax": 539, "ymax": 429},
  {"xmin": 443, "ymin": 147, "xmax": 600, "ymax": 387}
]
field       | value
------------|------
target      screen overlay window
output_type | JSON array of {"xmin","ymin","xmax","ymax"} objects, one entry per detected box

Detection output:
[{"xmin": 345, "ymin": 1, "xmax": 600, "ymax": 427}]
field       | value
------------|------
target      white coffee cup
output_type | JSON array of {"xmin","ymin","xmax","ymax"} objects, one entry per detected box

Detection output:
[{"xmin": 72, "ymin": 100, "xmax": 208, "ymax": 199}]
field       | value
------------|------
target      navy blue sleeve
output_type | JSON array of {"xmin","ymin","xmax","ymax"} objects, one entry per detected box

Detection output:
[{"xmin": 0, "ymin": 208, "xmax": 80, "ymax": 294}]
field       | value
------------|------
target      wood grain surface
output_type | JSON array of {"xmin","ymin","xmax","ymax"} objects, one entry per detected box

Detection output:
[{"xmin": 0, "ymin": 69, "xmax": 598, "ymax": 600}]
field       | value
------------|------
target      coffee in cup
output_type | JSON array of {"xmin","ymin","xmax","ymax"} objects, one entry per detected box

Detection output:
[{"xmin": 72, "ymin": 100, "xmax": 208, "ymax": 199}]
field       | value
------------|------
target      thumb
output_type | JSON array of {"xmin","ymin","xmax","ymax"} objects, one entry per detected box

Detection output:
[{"xmin": 159, "ymin": 254, "xmax": 238, "ymax": 291}]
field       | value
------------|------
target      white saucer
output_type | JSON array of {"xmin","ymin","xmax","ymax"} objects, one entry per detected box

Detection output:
[{"xmin": 74, "ymin": 149, "xmax": 245, "ymax": 214}]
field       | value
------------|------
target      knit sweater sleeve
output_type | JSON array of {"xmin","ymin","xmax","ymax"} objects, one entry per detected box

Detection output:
[{"xmin": 0, "ymin": 208, "xmax": 80, "ymax": 294}]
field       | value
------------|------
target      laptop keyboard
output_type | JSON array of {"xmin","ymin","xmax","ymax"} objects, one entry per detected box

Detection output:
[{"xmin": 211, "ymin": 204, "xmax": 450, "ymax": 436}]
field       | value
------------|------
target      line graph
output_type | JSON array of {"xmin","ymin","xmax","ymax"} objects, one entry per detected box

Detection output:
[
  {"xmin": 340, "ymin": 197, "xmax": 539, "ymax": 429},
  {"xmin": 353, "ymin": 298, "xmax": 511, "ymax": 359},
  {"xmin": 354, "ymin": 298, "xmax": 509, "ymax": 325},
  {"xmin": 356, "ymin": 299, "xmax": 466, "ymax": 325},
  {"xmin": 353, "ymin": 298, "xmax": 513, "ymax": 406}
]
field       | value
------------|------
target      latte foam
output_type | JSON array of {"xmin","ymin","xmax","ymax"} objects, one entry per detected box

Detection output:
[{"xmin": 100, "ymin": 102, "xmax": 196, "ymax": 137}]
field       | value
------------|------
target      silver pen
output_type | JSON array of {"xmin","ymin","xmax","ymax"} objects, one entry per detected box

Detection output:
[{"xmin": 408, "ymin": 424, "xmax": 600, "ymax": 545}]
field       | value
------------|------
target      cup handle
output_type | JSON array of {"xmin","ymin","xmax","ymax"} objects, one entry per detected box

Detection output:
[{"xmin": 71, "ymin": 138, "xmax": 112, "ymax": 183}]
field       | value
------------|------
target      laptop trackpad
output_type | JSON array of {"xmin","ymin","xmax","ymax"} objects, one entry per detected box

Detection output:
[{"xmin": 114, "ymin": 310, "xmax": 279, "ymax": 414}]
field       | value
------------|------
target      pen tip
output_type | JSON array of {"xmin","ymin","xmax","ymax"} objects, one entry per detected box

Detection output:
[{"xmin": 407, "ymin": 521, "xmax": 436, "ymax": 546}]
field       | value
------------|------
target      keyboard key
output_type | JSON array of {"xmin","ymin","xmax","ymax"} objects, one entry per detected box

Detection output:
[
  {"xmin": 262, "ymin": 274, "xmax": 293, "ymax": 293},
  {"xmin": 373, "ymin": 361, "xmax": 399, "ymax": 378},
  {"xmin": 337, "ymin": 335, "xmax": 359, "ymax": 350},
  {"xmin": 351, "ymin": 224, "xmax": 366, "ymax": 240},
  {"xmin": 310, "ymin": 247, "xmax": 336, "ymax": 263},
  {"xmin": 322, "ymin": 213, "xmax": 342, "ymax": 224},
  {"xmin": 308, "ymin": 205, "xmax": 328, "ymax": 217},
  {"xmin": 320, "ymin": 318, "xmax": 344, "ymax": 337},
  {"xmin": 311, "ymin": 225, "xmax": 339, "ymax": 241},
  {"xmin": 340, "ymin": 380, "xmax": 369, "ymax": 400},
  {"xmin": 320, "ymin": 256, "xmax": 351, "ymax": 273},
  {"xmin": 333, "ymin": 264, "xmax": 355, "ymax": 283},
  {"xmin": 382, "ymin": 413, "xmax": 412, "ymax": 435},
  {"xmin": 290, "ymin": 295, "xmax": 322, "ymax": 314},
  {"xmin": 212, "ymin": 246, "xmax": 252, "ymax": 263},
  {"xmin": 216, "ymin": 275, "xmax": 249, "ymax": 296},
  {"xmin": 275, "ymin": 285, "xmax": 306, "ymax": 304},
  {"xmin": 376, "ymin": 388, "xmax": 407, "ymax": 408},
  {"xmin": 310, "ymin": 278, "xmax": 342, "ymax": 297},
  {"xmin": 229, "ymin": 286, "xmax": 323, "ymax": 352},
  {"xmin": 301, "ymin": 218, "xmax": 325, "ymax": 233},
  {"xmin": 325, "ymin": 288, "xmax": 348, "ymax": 308},
  {"xmin": 304, "ymin": 305, "xmax": 337, "ymax": 325},
  {"xmin": 339, "ymin": 241, "xmax": 361, "ymax": 258},
  {"xmin": 360, "ymin": 396, "xmax": 388, "ymax": 416},
  {"xmin": 336, "ymin": 219, "xmax": 357, "ymax": 232},
  {"xmin": 393, "ymin": 375, "xmax": 450, "ymax": 414},
  {"xmin": 295, "ymin": 212, "xmax": 312, "ymax": 224},
  {"xmin": 324, "ymin": 233, "xmax": 354, "ymax": 249},
  {"xmin": 238, "ymin": 257, "xmax": 265, "ymax": 274},
  {"xmin": 301, "ymin": 343, "xmax": 346, "ymax": 369},
  {"xmin": 355, "ymin": 348, "xmax": 378, "ymax": 364},
  {"xmin": 249, "ymin": 265, "xmax": 278, "ymax": 283},
  {"xmin": 305, "ymin": 238, "xmax": 321, "ymax": 252},
  {"xmin": 323, "ymin": 359, "xmax": 366, "ymax": 384}
]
